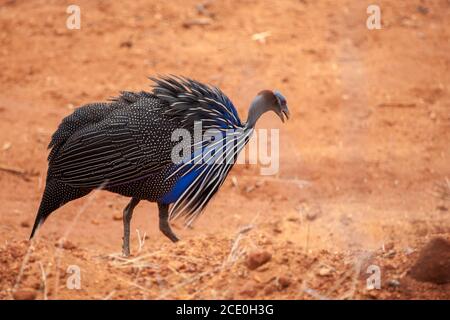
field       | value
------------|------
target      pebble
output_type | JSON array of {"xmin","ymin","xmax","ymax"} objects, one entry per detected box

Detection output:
[
  {"xmin": 306, "ymin": 210, "xmax": 317, "ymax": 221},
  {"xmin": 264, "ymin": 283, "xmax": 278, "ymax": 295},
  {"xmin": 384, "ymin": 250, "xmax": 396, "ymax": 258},
  {"xmin": 383, "ymin": 242, "xmax": 395, "ymax": 251},
  {"xmin": 404, "ymin": 247, "xmax": 415, "ymax": 255},
  {"xmin": 318, "ymin": 266, "xmax": 332, "ymax": 276},
  {"xmin": 245, "ymin": 250, "xmax": 272, "ymax": 270},
  {"xmin": 13, "ymin": 289, "xmax": 37, "ymax": 300},
  {"xmin": 429, "ymin": 112, "xmax": 436, "ymax": 120},
  {"xmin": 56, "ymin": 239, "xmax": 76, "ymax": 250},
  {"xmin": 277, "ymin": 276, "xmax": 291, "ymax": 289},
  {"xmin": 240, "ymin": 287, "xmax": 257, "ymax": 297},
  {"xmin": 20, "ymin": 221, "xmax": 30, "ymax": 228},
  {"xmin": 387, "ymin": 279, "xmax": 401, "ymax": 287}
]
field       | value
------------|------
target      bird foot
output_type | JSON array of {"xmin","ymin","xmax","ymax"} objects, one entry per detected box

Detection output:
[{"xmin": 122, "ymin": 244, "xmax": 131, "ymax": 257}]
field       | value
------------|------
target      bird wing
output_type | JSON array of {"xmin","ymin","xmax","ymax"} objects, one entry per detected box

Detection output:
[
  {"xmin": 49, "ymin": 106, "xmax": 171, "ymax": 188},
  {"xmin": 151, "ymin": 75, "xmax": 243, "ymax": 132},
  {"xmin": 47, "ymin": 91, "xmax": 155, "ymax": 162},
  {"xmin": 150, "ymin": 76, "xmax": 249, "ymax": 223},
  {"xmin": 167, "ymin": 128, "xmax": 254, "ymax": 224}
]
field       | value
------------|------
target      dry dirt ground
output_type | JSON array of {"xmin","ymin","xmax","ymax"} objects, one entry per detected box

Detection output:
[{"xmin": 0, "ymin": 0, "xmax": 449, "ymax": 299}]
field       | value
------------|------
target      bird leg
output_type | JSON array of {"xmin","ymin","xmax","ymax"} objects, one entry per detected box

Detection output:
[
  {"xmin": 157, "ymin": 203, "xmax": 179, "ymax": 243},
  {"xmin": 122, "ymin": 197, "xmax": 140, "ymax": 257}
]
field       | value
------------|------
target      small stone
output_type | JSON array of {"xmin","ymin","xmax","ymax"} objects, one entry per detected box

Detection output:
[
  {"xmin": 2, "ymin": 141, "xmax": 12, "ymax": 151},
  {"xmin": 429, "ymin": 112, "xmax": 436, "ymax": 120},
  {"xmin": 277, "ymin": 276, "xmax": 291, "ymax": 289},
  {"xmin": 306, "ymin": 210, "xmax": 317, "ymax": 221},
  {"xmin": 384, "ymin": 250, "xmax": 396, "ymax": 258},
  {"xmin": 384, "ymin": 242, "xmax": 395, "ymax": 251},
  {"xmin": 387, "ymin": 279, "xmax": 400, "ymax": 287},
  {"xmin": 264, "ymin": 283, "xmax": 277, "ymax": 295},
  {"xmin": 245, "ymin": 250, "xmax": 272, "ymax": 270},
  {"xmin": 240, "ymin": 286, "xmax": 257, "ymax": 297},
  {"xmin": 31, "ymin": 282, "xmax": 41, "ymax": 290},
  {"xmin": 113, "ymin": 214, "xmax": 122, "ymax": 221},
  {"xmin": 13, "ymin": 289, "xmax": 37, "ymax": 300},
  {"xmin": 417, "ymin": 5, "xmax": 429, "ymax": 15},
  {"xmin": 182, "ymin": 17, "xmax": 212, "ymax": 28},
  {"xmin": 231, "ymin": 176, "xmax": 238, "ymax": 188},
  {"xmin": 20, "ymin": 221, "xmax": 30, "ymax": 228},
  {"xmin": 365, "ymin": 290, "xmax": 379, "ymax": 299},
  {"xmin": 255, "ymin": 180, "xmax": 264, "ymax": 188},
  {"xmin": 318, "ymin": 266, "xmax": 332, "ymax": 276},
  {"xmin": 409, "ymin": 237, "xmax": 450, "ymax": 284},
  {"xmin": 245, "ymin": 185, "xmax": 255, "ymax": 193},
  {"xmin": 273, "ymin": 226, "xmax": 282, "ymax": 234},
  {"xmin": 56, "ymin": 239, "xmax": 76, "ymax": 250},
  {"xmin": 119, "ymin": 40, "xmax": 133, "ymax": 48}
]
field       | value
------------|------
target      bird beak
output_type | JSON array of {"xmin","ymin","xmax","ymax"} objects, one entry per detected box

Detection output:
[
  {"xmin": 282, "ymin": 105, "xmax": 290, "ymax": 120},
  {"xmin": 276, "ymin": 105, "xmax": 290, "ymax": 123}
]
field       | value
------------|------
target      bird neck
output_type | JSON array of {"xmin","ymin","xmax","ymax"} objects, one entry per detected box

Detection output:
[{"xmin": 245, "ymin": 95, "xmax": 268, "ymax": 129}]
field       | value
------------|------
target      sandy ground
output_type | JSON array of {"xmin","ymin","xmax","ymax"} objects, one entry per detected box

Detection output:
[{"xmin": 0, "ymin": 0, "xmax": 449, "ymax": 299}]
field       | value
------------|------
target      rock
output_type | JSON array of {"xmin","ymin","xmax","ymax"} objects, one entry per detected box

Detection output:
[
  {"xmin": 272, "ymin": 226, "xmax": 282, "ymax": 234},
  {"xmin": 10, "ymin": 245, "xmax": 26, "ymax": 259},
  {"xmin": 32, "ymin": 282, "xmax": 41, "ymax": 290},
  {"xmin": 20, "ymin": 221, "xmax": 30, "ymax": 228},
  {"xmin": 119, "ymin": 40, "xmax": 133, "ymax": 48},
  {"xmin": 245, "ymin": 185, "xmax": 255, "ymax": 193},
  {"xmin": 384, "ymin": 242, "xmax": 395, "ymax": 251},
  {"xmin": 56, "ymin": 238, "xmax": 76, "ymax": 250},
  {"xmin": 240, "ymin": 285, "xmax": 257, "ymax": 297},
  {"xmin": 113, "ymin": 214, "xmax": 122, "ymax": 221},
  {"xmin": 306, "ymin": 210, "xmax": 317, "ymax": 221},
  {"xmin": 230, "ymin": 176, "xmax": 238, "ymax": 188},
  {"xmin": 245, "ymin": 250, "xmax": 272, "ymax": 270},
  {"xmin": 384, "ymin": 250, "xmax": 396, "ymax": 258},
  {"xmin": 429, "ymin": 111, "xmax": 436, "ymax": 120},
  {"xmin": 387, "ymin": 279, "xmax": 400, "ymax": 288},
  {"xmin": 417, "ymin": 5, "xmax": 429, "ymax": 15},
  {"xmin": 264, "ymin": 283, "xmax": 278, "ymax": 295},
  {"xmin": 13, "ymin": 289, "xmax": 37, "ymax": 300},
  {"xmin": 318, "ymin": 266, "xmax": 332, "ymax": 277},
  {"xmin": 365, "ymin": 289, "xmax": 379, "ymax": 299},
  {"xmin": 182, "ymin": 17, "xmax": 212, "ymax": 28},
  {"xmin": 277, "ymin": 276, "xmax": 291, "ymax": 289},
  {"xmin": 409, "ymin": 237, "xmax": 450, "ymax": 284}
]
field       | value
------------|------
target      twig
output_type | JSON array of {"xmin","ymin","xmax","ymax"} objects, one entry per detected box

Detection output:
[
  {"xmin": 377, "ymin": 103, "xmax": 416, "ymax": 108},
  {"xmin": 432, "ymin": 178, "xmax": 450, "ymax": 200},
  {"xmin": 38, "ymin": 262, "xmax": 48, "ymax": 300},
  {"xmin": 136, "ymin": 229, "xmax": 146, "ymax": 254},
  {"xmin": 102, "ymin": 290, "xmax": 116, "ymax": 300},
  {"xmin": 11, "ymin": 242, "xmax": 34, "ymax": 298},
  {"xmin": 0, "ymin": 164, "xmax": 31, "ymax": 181}
]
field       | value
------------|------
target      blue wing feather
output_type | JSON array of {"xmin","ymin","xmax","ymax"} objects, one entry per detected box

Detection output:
[{"xmin": 152, "ymin": 76, "xmax": 250, "ymax": 223}]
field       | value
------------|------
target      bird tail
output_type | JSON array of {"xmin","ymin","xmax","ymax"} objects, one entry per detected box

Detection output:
[{"xmin": 30, "ymin": 178, "xmax": 91, "ymax": 239}]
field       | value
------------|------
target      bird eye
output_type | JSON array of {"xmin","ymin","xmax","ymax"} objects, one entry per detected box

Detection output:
[{"xmin": 274, "ymin": 91, "xmax": 286, "ymax": 106}]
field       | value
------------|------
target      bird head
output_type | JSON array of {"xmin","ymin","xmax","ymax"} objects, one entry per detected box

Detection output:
[
  {"xmin": 246, "ymin": 90, "xmax": 290, "ymax": 128},
  {"xmin": 273, "ymin": 90, "xmax": 290, "ymax": 123}
]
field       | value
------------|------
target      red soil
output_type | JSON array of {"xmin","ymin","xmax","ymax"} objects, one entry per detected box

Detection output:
[{"xmin": 0, "ymin": 0, "xmax": 449, "ymax": 299}]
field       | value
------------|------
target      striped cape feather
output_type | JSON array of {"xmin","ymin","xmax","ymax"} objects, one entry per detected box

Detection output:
[{"xmin": 152, "ymin": 76, "xmax": 252, "ymax": 223}]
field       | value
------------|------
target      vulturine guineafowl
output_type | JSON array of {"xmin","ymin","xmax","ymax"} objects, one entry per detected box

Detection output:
[{"xmin": 30, "ymin": 76, "xmax": 289, "ymax": 256}]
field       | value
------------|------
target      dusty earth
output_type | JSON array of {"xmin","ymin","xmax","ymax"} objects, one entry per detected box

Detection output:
[{"xmin": 0, "ymin": 0, "xmax": 449, "ymax": 299}]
